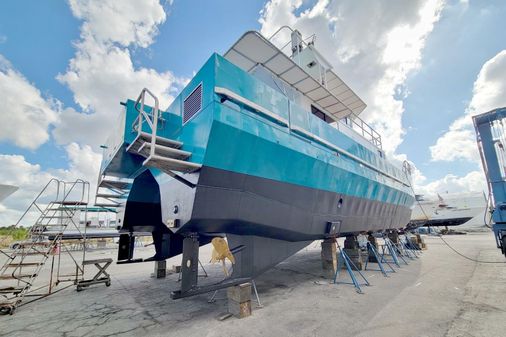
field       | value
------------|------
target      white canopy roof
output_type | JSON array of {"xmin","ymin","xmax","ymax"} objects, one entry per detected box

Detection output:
[{"xmin": 224, "ymin": 31, "xmax": 366, "ymax": 120}]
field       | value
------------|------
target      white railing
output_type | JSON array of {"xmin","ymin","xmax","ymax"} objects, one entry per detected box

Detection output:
[
  {"xmin": 342, "ymin": 114, "xmax": 382, "ymax": 149},
  {"xmin": 132, "ymin": 88, "xmax": 160, "ymax": 159}
]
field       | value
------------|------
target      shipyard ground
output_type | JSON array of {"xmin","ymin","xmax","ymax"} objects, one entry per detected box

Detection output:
[{"xmin": 1, "ymin": 232, "xmax": 505, "ymax": 337}]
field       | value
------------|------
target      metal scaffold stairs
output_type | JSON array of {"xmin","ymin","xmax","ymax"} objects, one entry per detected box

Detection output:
[
  {"xmin": 94, "ymin": 175, "xmax": 133, "ymax": 209},
  {"xmin": 126, "ymin": 88, "xmax": 201, "ymax": 174},
  {"xmin": 0, "ymin": 179, "xmax": 90, "ymax": 315}
]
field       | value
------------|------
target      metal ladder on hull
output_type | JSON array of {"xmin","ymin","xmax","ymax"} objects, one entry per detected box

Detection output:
[
  {"xmin": 94, "ymin": 175, "xmax": 133, "ymax": 209},
  {"xmin": 0, "ymin": 179, "xmax": 90, "ymax": 315},
  {"xmin": 126, "ymin": 88, "xmax": 201, "ymax": 174}
]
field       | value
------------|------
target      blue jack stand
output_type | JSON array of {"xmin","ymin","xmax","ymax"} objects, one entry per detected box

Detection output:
[
  {"xmin": 364, "ymin": 241, "xmax": 394, "ymax": 276},
  {"xmin": 394, "ymin": 242, "xmax": 409, "ymax": 265},
  {"xmin": 402, "ymin": 239, "xmax": 417, "ymax": 259},
  {"xmin": 381, "ymin": 237, "xmax": 402, "ymax": 267},
  {"xmin": 395, "ymin": 240, "xmax": 414, "ymax": 261},
  {"xmin": 403, "ymin": 243, "xmax": 416, "ymax": 259},
  {"xmin": 404, "ymin": 236, "xmax": 421, "ymax": 257},
  {"xmin": 334, "ymin": 244, "xmax": 370, "ymax": 294}
]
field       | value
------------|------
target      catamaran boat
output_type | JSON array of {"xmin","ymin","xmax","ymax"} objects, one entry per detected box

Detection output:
[{"xmin": 97, "ymin": 28, "xmax": 415, "ymax": 298}]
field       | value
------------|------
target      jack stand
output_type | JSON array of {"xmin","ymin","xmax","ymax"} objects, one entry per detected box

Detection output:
[
  {"xmin": 381, "ymin": 237, "xmax": 401, "ymax": 267},
  {"xmin": 412, "ymin": 242, "xmax": 422, "ymax": 256},
  {"xmin": 404, "ymin": 236, "xmax": 421, "ymax": 257},
  {"xmin": 199, "ymin": 259, "xmax": 208, "ymax": 277},
  {"xmin": 401, "ymin": 241, "xmax": 416, "ymax": 259},
  {"xmin": 400, "ymin": 235, "xmax": 417, "ymax": 258},
  {"xmin": 394, "ymin": 241, "xmax": 413, "ymax": 261},
  {"xmin": 364, "ymin": 242, "xmax": 392, "ymax": 276},
  {"xmin": 178, "ymin": 259, "xmax": 208, "ymax": 281},
  {"xmin": 208, "ymin": 290, "xmax": 218, "ymax": 303},
  {"xmin": 251, "ymin": 279, "xmax": 263, "ymax": 308},
  {"xmin": 394, "ymin": 243, "xmax": 409, "ymax": 265},
  {"xmin": 334, "ymin": 243, "xmax": 370, "ymax": 294},
  {"xmin": 399, "ymin": 236, "xmax": 416, "ymax": 258}
]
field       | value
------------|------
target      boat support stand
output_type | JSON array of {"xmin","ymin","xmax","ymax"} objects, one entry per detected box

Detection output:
[
  {"xmin": 170, "ymin": 233, "xmax": 249, "ymax": 299},
  {"xmin": 381, "ymin": 236, "xmax": 403, "ymax": 267},
  {"xmin": 207, "ymin": 279, "xmax": 263, "ymax": 308},
  {"xmin": 333, "ymin": 242, "xmax": 370, "ymax": 294},
  {"xmin": 364, "ymin": 241, "xmax": 394, "ymax": 276}
]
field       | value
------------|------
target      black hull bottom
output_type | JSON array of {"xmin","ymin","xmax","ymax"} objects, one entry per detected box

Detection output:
[
  {"xmin": 177, "ymin": 166, "xmax": 412, "ymax": 240},
  {"xmin": 121, "ymin": 166, "xmax": 412, "ymax": 284},
  {"xmin": 407, "ymin": 217, "xmax": 473, "ymax": 229}
]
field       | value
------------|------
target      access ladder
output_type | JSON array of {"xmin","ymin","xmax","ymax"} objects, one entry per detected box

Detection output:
[{"xmin": 0, "ymin": 179, "xmax": 90, "ymax": 315}]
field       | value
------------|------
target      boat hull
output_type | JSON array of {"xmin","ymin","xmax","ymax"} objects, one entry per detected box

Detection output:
[
  {"xmin": 120, "ymin": 165, "xmax": 412, "ymax": 279},
  {"xmin": 159, "ymin": 166, "xmax": 412, "ymax": 240},
  {"xmin": 123, "ymin": 165, "xmax": 411, "ymax": 239}
]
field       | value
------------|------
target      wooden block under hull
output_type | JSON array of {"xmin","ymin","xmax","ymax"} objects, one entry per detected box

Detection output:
[
  {"xmin": 227, "ymin": 283, "xmax": 252, "ymax": 318},
  {"xmin": 228, "ymin": 300, "xmax": 252, "ymax": 318}
]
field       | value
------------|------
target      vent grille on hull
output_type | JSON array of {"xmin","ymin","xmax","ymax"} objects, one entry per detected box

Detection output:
[{"xmin": 183, "ymin": 83, "xmax": 202, "ymax": 124}]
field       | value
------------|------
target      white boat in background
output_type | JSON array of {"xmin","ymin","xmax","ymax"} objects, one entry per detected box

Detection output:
[
  {"xmin": 409, "ymin": 192, "xmax": 487, "ymax": 228},
  {"xmin": 0, "ymin": 184, "xmax": 18, "ymax": 203}
]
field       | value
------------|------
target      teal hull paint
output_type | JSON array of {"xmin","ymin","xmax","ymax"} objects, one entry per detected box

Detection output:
[
  {"xmin": 212, "ymin": 54, "xmax": 403, "ymax": 179},
  {"xmin": 101, "ymin": 52, "xmax": 414, "ymax": 216},
  {"xmin": 204, "ymin": 115, "xmax": 412, "ymax": 208}
]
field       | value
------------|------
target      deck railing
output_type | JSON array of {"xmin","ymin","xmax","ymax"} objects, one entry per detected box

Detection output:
[{"xmin": 341, "ymin": 114, "xmax": 382, "ymax": 149}]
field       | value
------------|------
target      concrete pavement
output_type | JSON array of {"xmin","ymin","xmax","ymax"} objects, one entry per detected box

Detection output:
[{"xmin": 1, "ymin": 232, "xmax": 504, "ymax": 337}]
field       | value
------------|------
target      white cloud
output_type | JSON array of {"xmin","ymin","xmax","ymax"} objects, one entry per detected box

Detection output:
[
  {"xmin": 53, "ymin": 43, "xmax": 179, "ymax": 147},
  {"xmin": 63, "ymin": 142, "xmax": 102, "ymax": 184},
  {"xmin": 430, "ymin": 50, "xmax": 506, "ymax": 162},
  {"xmin": 54, "ymin": 0, "xmax": 184, "ymax": 148},
  {"xmin": 429, "ymin": 124, "xmax": 479, "ymax": 162},
  {"xmin": 414, "ymin": 170, "xmax": 486, "ymax": 196},
  {"xmin": 1, "ymin": 0, "xmax": 182, "ymax": 225},
  {"xmin": 0, "ymin": 55, "xmax": 60, "ymax": 150},
  {"xmin": 0, "ymin": 144, "xmax": 101, "ymax": 226},
  {"xmin": 391, "ymin": 150, "xmax": 483, "ymax": 197},
  {"xmin": 259, "ymin": 0, "xmax": 444, "ymax": 154},
  {"xmin": 68, "ymin": 0, "xmax": 166, "ymax": 48}
]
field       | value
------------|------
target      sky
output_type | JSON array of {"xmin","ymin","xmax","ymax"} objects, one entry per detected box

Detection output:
[{"xmin": 0, "ymin": 0, "xmax": 505, "ymax": 226}]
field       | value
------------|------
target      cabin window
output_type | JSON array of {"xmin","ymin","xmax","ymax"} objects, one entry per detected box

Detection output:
[{"xmin": 311, "ymin": 105, "xmax": 334, "ymax": 124}]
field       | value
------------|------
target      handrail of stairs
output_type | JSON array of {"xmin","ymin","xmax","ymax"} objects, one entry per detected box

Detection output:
[
  {"xmin": 133, "ymin": 88, "xmax": 160, "ymax": 160},
  {"xmin": 13, "ymin": 178, "xmax": 61, "ymax": 228},
  {"xmin": 0, "ymin": 179, "xmax": 61, "ymax": 277},
  {"xmin": 0, "ymin": 179, "xmax": 90, "ymax": 308}
]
